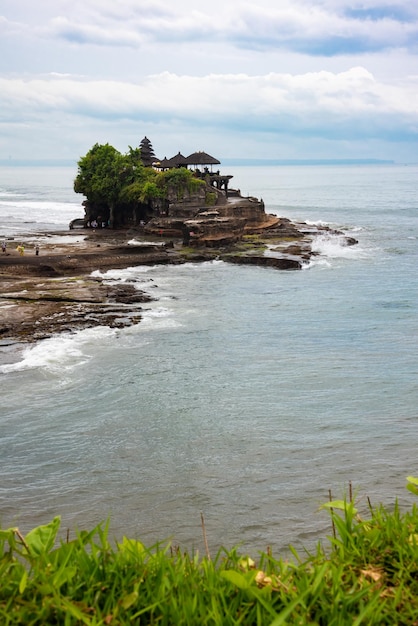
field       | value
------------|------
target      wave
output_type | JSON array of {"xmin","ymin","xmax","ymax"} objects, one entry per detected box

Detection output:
[
  {"xmin": 0, "ymin": 190, "xmax": 26, "ymax": 199},
  {"xmin": 0, "ymin": 304, "xmax": 179, "ymax": 376},
  {"xmin": 304, "ymin": 232, "xmax": 371, "ymax": 269},
  {"xmin": 91, "ymin": 266, "xmax": 157, "ymax": 291},
  {"xmin": 0, "ymin": 200, "xmax": 83, "ymax": 235},
  {"xmin": 137, "ymin": 306, "xmax": 181, "ymax": 331},
  {"xmin": 127, "ymin": 238, "xmax": 166, "ymax": 247},
  {"xmin": 0, "ymin": 327, "xmax": 116, "ymax": 376},
  {"xmin": 0, "ymin": 200, "xmax": 81, "ymax": 211}
]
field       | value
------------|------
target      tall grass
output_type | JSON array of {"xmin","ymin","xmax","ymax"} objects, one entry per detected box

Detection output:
[{"xmin": 1, "ymin": 479, "xmax": 418, "ymax": 624}]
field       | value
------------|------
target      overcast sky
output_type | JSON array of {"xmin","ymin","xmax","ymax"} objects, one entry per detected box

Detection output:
[{"xmin": 1, "ymin": 0, "xmax": 418, "ymax": 163}]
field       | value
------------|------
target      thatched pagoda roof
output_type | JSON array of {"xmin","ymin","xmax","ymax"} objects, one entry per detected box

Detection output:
[
  {"xmin": 139, "ymin": 136, "xmax": 157, "ymax": 167},
  {"xmin": 185, "ymin": 151, "xmax": 221, "ymax": 166},
  {"xmin": 153, "ymin": 157, "xmax": 171, "ymax": 169},
  {"xmin": 167, "ymin": 152, "xmax": 189, "ymax": 167}
]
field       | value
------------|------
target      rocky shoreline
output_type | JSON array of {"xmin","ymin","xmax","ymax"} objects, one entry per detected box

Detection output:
[{"xmin": 0, "ymin": 219, "xmax": 356, "ymax": 343}]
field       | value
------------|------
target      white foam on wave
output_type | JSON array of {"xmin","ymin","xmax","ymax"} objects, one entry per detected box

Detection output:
[
  {"xmin": 91, "ymin": 266, "xmax": 156, "ymax": 290},
  {"xmin": 305, "ymin": 219, "xmax": 329, "ymax": 227},
  {"xmin": 0, "ymin": 200, "xmax": 81, "ymax": 212},
  {"xmin": 202, "ymin": 259, "xmax": 225, "ymax": 267},
  {"xmin": 312, "ymin": 233, "xmax": 366, "ymax": 258},
  {"xmin": 46, "ymin": 234, "xmax": 86, "ymax": 244},
  {"xmin": 181, "ymin": 259, "xmax": 225, "ymax": 271},
  {"xmin": 0, "ymin": 326, "xmax": 116, "ymax": 376},
  {"xmin": 138, "ymin": 306, "xmax": 181, "ymax": 330},
  {"xmin": 305, "ymin": 219, "xmax": 364, "ymax": 234},
  {"xmin": 92, "ymin": 266, "xmax": 155, "ymax": 280},
  {"xmin": 0, "ymin": 199, "xmax": 83, "ymax": 234},
  {"xmin": 22, "ymin": 234, "xmax": 87, "ymax": 245},
  {"xmin": 304, "ymin": 232, "xmax": 370, "ymax": 269},
  {"xmin": 91, "ymin": 266, "xmax": 181, "ymax": 331},
  {"xmin": 0, "ymin": 190, "xmax": 25, "ymax": 198},
  {"xmin": 127, "ymin": 238, "xmax": 165, "ymax": 247}
]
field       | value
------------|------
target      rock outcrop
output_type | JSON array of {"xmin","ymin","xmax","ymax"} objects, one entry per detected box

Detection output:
[
  {"xmin": 0, "ymin": 195, "xmax": 358, "ymax": 343},
  {"xmin": 144, "ymin": 193, "xmax": 272, "ymax": 245}
]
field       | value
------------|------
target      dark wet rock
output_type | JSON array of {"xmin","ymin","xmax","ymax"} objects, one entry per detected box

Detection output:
[
  {"xmin": 0, "ymin": 274, "xmax": 154, "ymax": 342},
  {"xmin": 106, "ymin": 283, "xmax": 153, "ymax": 304},
  {"xmin": 345, "ymin": 236, "xmax": 358, "ymax": 246},
  {"xmin": 224, "ymin": 254, "xmax": 302, "ymax": 270}
]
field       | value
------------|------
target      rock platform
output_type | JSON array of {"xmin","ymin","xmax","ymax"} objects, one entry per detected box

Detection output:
[{"xmin": 0, "ymin": 218, "xmax": 356, "ymax": 343}]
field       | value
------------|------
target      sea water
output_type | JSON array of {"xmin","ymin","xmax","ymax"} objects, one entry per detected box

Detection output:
[{"xmin": 0, "ymin": 163, "xmax": 417, "ymax": 554}]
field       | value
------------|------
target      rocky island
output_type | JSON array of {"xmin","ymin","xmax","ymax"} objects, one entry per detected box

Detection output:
[{"xmin": 0, "ymin": 138, "xmax": 357, "ymax": 343}]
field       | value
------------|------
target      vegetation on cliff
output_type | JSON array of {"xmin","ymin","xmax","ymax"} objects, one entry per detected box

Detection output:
[
  {"xmin": 74, "ymin": 143, "xmax": 205, "ymax": 228},
  {"xmin": 2, "ymin": 478, "xmax": 418, "ymax": 624}
]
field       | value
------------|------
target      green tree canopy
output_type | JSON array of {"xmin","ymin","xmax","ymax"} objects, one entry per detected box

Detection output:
[
  {"xmin": 74, "ymin": 143, "xmax": 155, "ymax": 226},
  {"xmin": 74, "ymin": 143, "xmax": 125, "ymax": 207}
]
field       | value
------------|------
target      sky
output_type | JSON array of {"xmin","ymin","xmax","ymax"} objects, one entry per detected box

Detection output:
[{"xmin": 1, "ymin": 0, "xmax": 418, "ymax": 163}]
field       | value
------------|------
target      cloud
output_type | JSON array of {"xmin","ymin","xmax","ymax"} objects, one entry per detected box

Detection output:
[
  {"xmin": 344, "ymin": 6, "xmax": 415, "ymax": 22},
  {"xmin": 47, "ymin": 16, "xmax": 144, "ymax": 47},
  {"xmin": 1, "ymin": 68, "xmax": 417, "ymax": 143},
  {"xmin": 1, "ymin": 1, "xmax": 417, "ymax": 161},
  {"xmin": 44, "ymin": 7, "xmax": 217, "ymax": 48},
  {"xmin": 4, "ymin": 0, "xmax": 417, "ymax": 56},
  {"xmin": 226, "ymin": 3, "xmax": 418, "ymax": 55}
]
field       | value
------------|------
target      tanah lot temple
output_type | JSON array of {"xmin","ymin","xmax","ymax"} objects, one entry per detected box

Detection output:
[{"xmin": 75, "ymin": 137, "xmax": 358, "ymax": 269}]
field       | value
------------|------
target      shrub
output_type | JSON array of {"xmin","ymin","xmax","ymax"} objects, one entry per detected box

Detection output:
[{"xmin": 1, "ymin": 479, "xmax": 418, "ymax": 624}]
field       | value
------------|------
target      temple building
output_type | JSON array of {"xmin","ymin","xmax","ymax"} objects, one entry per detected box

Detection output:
[{"xmin": 144, "ymin": 138, "xmax": 232, "ymax": 195}]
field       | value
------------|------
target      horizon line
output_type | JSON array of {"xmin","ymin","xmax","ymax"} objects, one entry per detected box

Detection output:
[{"xmin": 0, "ymin": 157, "xmax": 405, "ymax": 167}]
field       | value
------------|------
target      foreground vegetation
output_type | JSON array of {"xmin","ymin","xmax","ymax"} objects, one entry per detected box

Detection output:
[{"xmin": 2, "ymin": 478, "xmax": 418, "ymax": 625}]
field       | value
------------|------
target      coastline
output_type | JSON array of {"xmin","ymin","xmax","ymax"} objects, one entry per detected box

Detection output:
[
  {"xmin": 0, "ymin": 229, "xmax": 177, "ymax": 345},
  {"xmin": 0, "ymin": 221, "xmax": 356, "ymax": 344}
]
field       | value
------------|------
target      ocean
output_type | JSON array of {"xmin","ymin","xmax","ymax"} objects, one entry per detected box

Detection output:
[{"xmin": 0, "ymin": 163, "xmax": 417, "ymax": 555}]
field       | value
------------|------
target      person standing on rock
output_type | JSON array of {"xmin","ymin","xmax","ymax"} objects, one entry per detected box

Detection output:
[
  {"xmin": 35, "ymin": 243, "xmax": 40, "ymax": 256},
  {"xmin": 1, "ymin": 240, "xmax": 6, "ymax": 254}
]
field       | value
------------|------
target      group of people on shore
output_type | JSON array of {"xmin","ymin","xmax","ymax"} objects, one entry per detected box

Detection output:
[{"xmin": 1, "ymin": 240, "xmax": 39, "ymax": 256}]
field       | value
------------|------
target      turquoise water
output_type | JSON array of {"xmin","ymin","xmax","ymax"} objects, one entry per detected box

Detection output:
[{"xmin": 0, "ymin": 164, "xmax": 417, "ymax": 554}]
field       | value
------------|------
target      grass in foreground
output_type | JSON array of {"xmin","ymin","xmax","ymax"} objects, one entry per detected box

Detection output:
[{"xmin": 1, "ymin": 478, "xmax": 418, "ymax": 625}]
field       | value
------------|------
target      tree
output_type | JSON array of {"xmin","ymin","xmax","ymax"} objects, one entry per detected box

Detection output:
[
  {"xmin": 159, "ymin": 168, "xmax": 205, "ymax": 200},
  {"xmin": 74, "ymin": 141, "xmax": 207, "ymax": 228},
  {"xmin": 74, "ymin": 143, "xmax": 126, "ymax": 227},
  {"xmin": 74, "ymin": 143, "xmax": 160, "ymax": 227}
]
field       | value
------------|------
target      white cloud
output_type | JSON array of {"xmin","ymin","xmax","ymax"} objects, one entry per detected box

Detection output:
[
  {"xmin": 3, "ymin": 0, "xmax": 417, "ymax": 54},
  {"xmin": 1, "ymin": 68, "xmax": 417, "ymax": 132},
  {"xmin": 46, "ymin": 16, "xmax": 145, "ymax": 47},
  {"xmin": 1, "ymin": 0, "xmax": 418, "ymax": 161}
]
